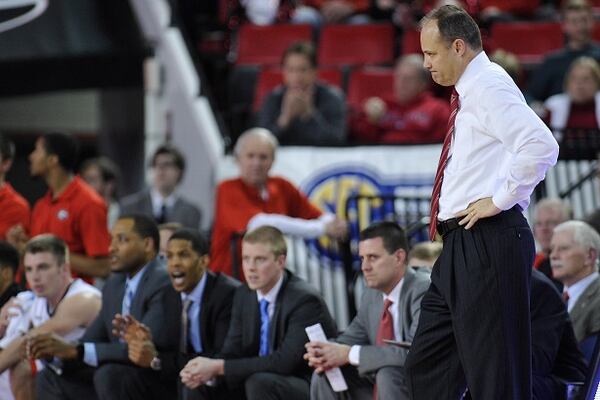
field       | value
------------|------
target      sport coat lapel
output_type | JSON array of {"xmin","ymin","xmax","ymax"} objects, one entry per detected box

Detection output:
[
  {"xmin": 269, "ymin": 271, "xmax": 290, "ymax": 353},
  {"xmin": 397, "ymin": 268, "xmax": 415, "ymax": 341},
  {"xmin": 571, "ymin": 277, "xmax": 600, "ymax": 322},
  {"xmin": 199, "ymin": 272, "xmax": 216, "ymax": 347},
  {"xmin": 130, "ymin": 259, "xmax": 157, "ymax": 318},
  {"xmin": 368, "ymin": 291, "xmax": 384, "ymax": 343}
]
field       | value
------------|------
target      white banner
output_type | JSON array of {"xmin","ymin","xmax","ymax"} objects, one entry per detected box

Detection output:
[{"xmin": 217, "ymin": 145, "xmax": 442, "ymax": 214}]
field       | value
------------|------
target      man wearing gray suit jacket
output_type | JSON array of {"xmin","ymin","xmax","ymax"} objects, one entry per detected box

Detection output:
[
  {"xmin": 32, "ymin": 215, "xmax": 178, "ymax": 400},
  {"xmin": 305, "ymin": 222, "xmax": 430, "ymax": 400},
  {"xmin": 120, "ymin": 144, "xmax": 202, "ymax": 229},
  {"xmin": 550, "ymin": 220, "xmax": 600, "ymax": 342}
]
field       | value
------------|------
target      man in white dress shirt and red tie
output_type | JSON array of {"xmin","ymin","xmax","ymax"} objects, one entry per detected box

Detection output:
[{"xmin": 404, "ymin": 5, "xmax": 560, "ymax": 400}]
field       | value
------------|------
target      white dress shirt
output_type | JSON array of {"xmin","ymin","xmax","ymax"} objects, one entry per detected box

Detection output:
[
  {"xmin": 438, "ymin": 52, "xmax": 559, "ymax": 221},
  {"xmin": 150, "ymin": 188, "xmax": 177, "ymax": 218},
  {"xmin": 256, "ymin": 273, "xmax": 285, "ymax": 320},
  {"xmin": 348, "ymin": 278, "xmax": 404, "ymax": 366},
  {"xmin": 564, "ymin": 271, "xmax": 599, "ymax": 313}
]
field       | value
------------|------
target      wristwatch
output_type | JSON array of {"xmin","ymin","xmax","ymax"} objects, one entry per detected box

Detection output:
[{"xmin": 150, "ymin": 356, "xmax": 162, "ymax": 371}]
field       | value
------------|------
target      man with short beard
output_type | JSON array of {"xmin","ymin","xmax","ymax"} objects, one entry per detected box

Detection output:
[
  {"xmin": 32, "ymin": 215, "xmax": 176, "ymax": 400},
  {"xmin": 114, "ymin": 228, "xmax": 240, "ymax": 400}
]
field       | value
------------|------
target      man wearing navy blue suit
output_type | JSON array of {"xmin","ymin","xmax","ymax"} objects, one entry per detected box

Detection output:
[{"xmin": 33, "ymin": 215, "xmax": 176, "ymax": 400}]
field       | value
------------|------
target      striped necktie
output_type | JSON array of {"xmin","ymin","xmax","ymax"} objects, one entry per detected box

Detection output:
[
  {"xmin": 180, "ymin": 299, "xmax": 192, "ymax": 353},
  {"xmin": 429, "ymin": 88, "xmax": 460, "ymax": 241}
]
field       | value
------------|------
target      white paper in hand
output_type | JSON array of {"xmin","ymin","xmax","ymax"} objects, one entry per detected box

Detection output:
[{"xmin": 305, "ymin": 323, "xmax": 348, "ymax": 392}]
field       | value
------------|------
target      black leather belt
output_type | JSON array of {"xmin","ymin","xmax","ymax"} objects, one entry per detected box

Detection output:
[{"xmin": 436, "ymin": 218, "xmax": 460, "ymax": 237}]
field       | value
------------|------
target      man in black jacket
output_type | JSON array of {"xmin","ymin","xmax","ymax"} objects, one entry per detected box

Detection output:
[
  {"xmin": 180, "ymin": 225, "xmax": 337, "ymax": 400},
  {"xmin": 114, "ymin": 228, "xmax": 240, "ymax": 399}
]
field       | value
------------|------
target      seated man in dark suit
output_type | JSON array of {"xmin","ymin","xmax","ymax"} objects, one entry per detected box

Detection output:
[
  {"xmin": 30, "ymin": 215, "xmax": 177, "ymax": 400},
  {"xmin": 305, "ymin": 222, "xmax": 430, "ymax": 400},
  {"xmin": 180, "ymin": 225, "xmax": 337, "ymax": 399},
  {"xmin": 113, "ymin": 228, "xmax": 240, "ymax": 400},
  {"xmin": 120, "ymin": 144, "xmax": 202, "ymax": 229},
  {"xmin": 530, "ymin": 269, "xmax": 587, "ymax": 400},
  {"xmin": 464, "ymin": 269, "xmax": 587, "ymax": 400}
]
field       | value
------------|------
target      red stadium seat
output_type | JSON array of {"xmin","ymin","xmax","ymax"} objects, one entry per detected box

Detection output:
[
  {"xmin": 235, "ymin": 24, "xmax": 312, "ymax": 65},
  {"xmin": 318, "ymin": 24, "xmax": 395, "ymax": 67},
  {"xmin": 253, "ymin": 67, "xmax": 343, "ymax": 111},
  {"xmin": 347, "ymin": 67, "xmax": 394, "ymax": 110},
  {"xmin": 593, "ymin": 24, "xmax": 600, "ymax": 42},
  {"xmin": 402, "ymin": 28, "xmax": 422, "ymax": 55},
  {"xmin": 490, "ymin": 22, "xmax": 563, "ymax": 65}
]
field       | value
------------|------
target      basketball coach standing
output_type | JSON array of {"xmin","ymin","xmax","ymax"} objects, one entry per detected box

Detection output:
[{"xmin": 404, "ymin": 5, "xmax": 559, "ymax": 400}]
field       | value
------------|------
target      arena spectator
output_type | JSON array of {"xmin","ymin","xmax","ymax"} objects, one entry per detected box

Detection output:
[
  {"xmin": 33, "ymin": 215, "xmax": 177, "ymax": 400},
  {"xmin": 533, "ymin": 198, "xmax": 571, "ymax": 290},
  {"xmin": 543, "ymin": 56, "xmax": 600, "ymax": 140},
  {"xmin": 80, "ymin": 157, "xmax": 121, "ymax": 229},
  {"xmin": 407, "ymin": 241, "xmax": 443, "ymax": 270},
  {"xmin": 309, "ymin": 0, "xmax": 371, "ymax": 24},
  {"xmin": 120, "ymin": 144, "xmax": 202, "ymax": 229},
  {"xmin": 114, "ymin": 228, "xmax": 240, "ymax": 400},
  {"xmin": 350, "ymin": 55, "xmax": 450, "ymax": 144},
  {"xmin": 0, "ymin": 235, "xmax": 101, "ymax": 400},
  {"xmin": 550, "ymin": 220, "xmax": 600, "ymax": 342},
  {"xmin": 7, "ymin": 133, "xmax": 111, "ymax": 281},
  {"xmin": 306, "ymin": 222, "xmax": 430, "ymax": 400},
  {"xmin": 210, "ymin": 128, "xmax": 347, "ymax": 279},
  {"xmin": 229, "ymin": 0, "xmax": 321, "ymax": 26},
  {"xmin": 180, "ymin": 226, "xmax": 337, "ymax": 399},
  {"xmin": 0, "ymin": 134, "xmax": 29, "ymax": 241},
  {"xmin": 528, "ymin": 0, "xmax": 600, "ymax": 103},
  {"xmin": 257, "ymin": 42, "xmax": 347, "ymax": 146}
]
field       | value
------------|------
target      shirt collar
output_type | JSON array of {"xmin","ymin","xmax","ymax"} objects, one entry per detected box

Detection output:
[
  {"xmin": 455, "ymin": 51, "xmax": 489, "ymax": 99},
  {"xmin": 565, "ymin": 271, "xmax": 599, "ymax": 303},
  {"xmin": 181, "ymin": 272, "xmax": 208, "ymax": 303},
  {"xmin": 47, "ymin": 176, "xmax": 79, "ymax": 203},
  {"xmin": 256, "ymin": 272, "xmax": 284, "ymax": 304},
  {"xmin": 150, "ymin": 188, "xmax": 177, "ymax": 210},
  {"xmin": 125, "ymin": 261, "xmax": 151, "ymax": 294},
  {"xmin": 382, "ymin": 277, "xmax": 404, "ymax": 303}
]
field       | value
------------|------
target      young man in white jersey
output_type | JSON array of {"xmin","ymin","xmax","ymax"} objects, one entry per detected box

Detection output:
[{"xmin": 0, "ymin": 234, "xmax": 101, "ymax": 400}]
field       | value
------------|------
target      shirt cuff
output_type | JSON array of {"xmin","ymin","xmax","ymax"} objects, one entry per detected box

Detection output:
[
  {"xmin": 83, "ymin": 342, "xmax": 99, "ymax": 367},
  {"xmin": 348, "ymin": 345, "xmax": 361, "ymax": 366},
  {"xmin": 491, "ymin": 189, "xmax": 515, "ymax": 211}
]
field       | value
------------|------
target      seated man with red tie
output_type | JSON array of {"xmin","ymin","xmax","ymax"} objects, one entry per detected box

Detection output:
[
  {"xmin": 305, "ymin": 222, "xmax": 430, "ymax": 400},
  {"xmin": 179, "ymin": 226, "xmax": 337, "ymax": 400},
  {"xmin": 113, "ymin": 228, "xmax": 240, "ymax": 400}
]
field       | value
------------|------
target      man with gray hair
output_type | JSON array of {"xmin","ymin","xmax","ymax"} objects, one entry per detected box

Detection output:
[
  {"xmin": 210, "ymin": 128, "xmax": 347, "ymax": 279},
  {"xmin": 550, "ymin": 220, "xmax": 600, "ymax": 341},
  {"xmin": 350, "ymin": 54, "xmax": 450, "ymax": 144},
  {"xmin": 533, "ymin": 198, "xmax": 571, "ymax": 288}
]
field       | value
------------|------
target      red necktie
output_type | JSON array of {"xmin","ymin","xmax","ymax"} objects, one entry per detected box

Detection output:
[
  {"xmin": 562, "ymin": 290, "xmax": 570, "ymax": 305},
  {"xmin": 429, "ymin": 88, "xmax": 460, "ymax": 241},
  {"xmin": 374, "ymin": 299, "xmax": 394, "ymax": 400},
  {"xmin": 376, "ymin": 299, "xmax": 394, "ymax": 345}
]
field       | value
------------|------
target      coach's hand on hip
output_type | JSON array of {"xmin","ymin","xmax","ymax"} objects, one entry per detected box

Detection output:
[{"xmin": 456, "ymin": 197, "xmax": 501, "ymax": 229}]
